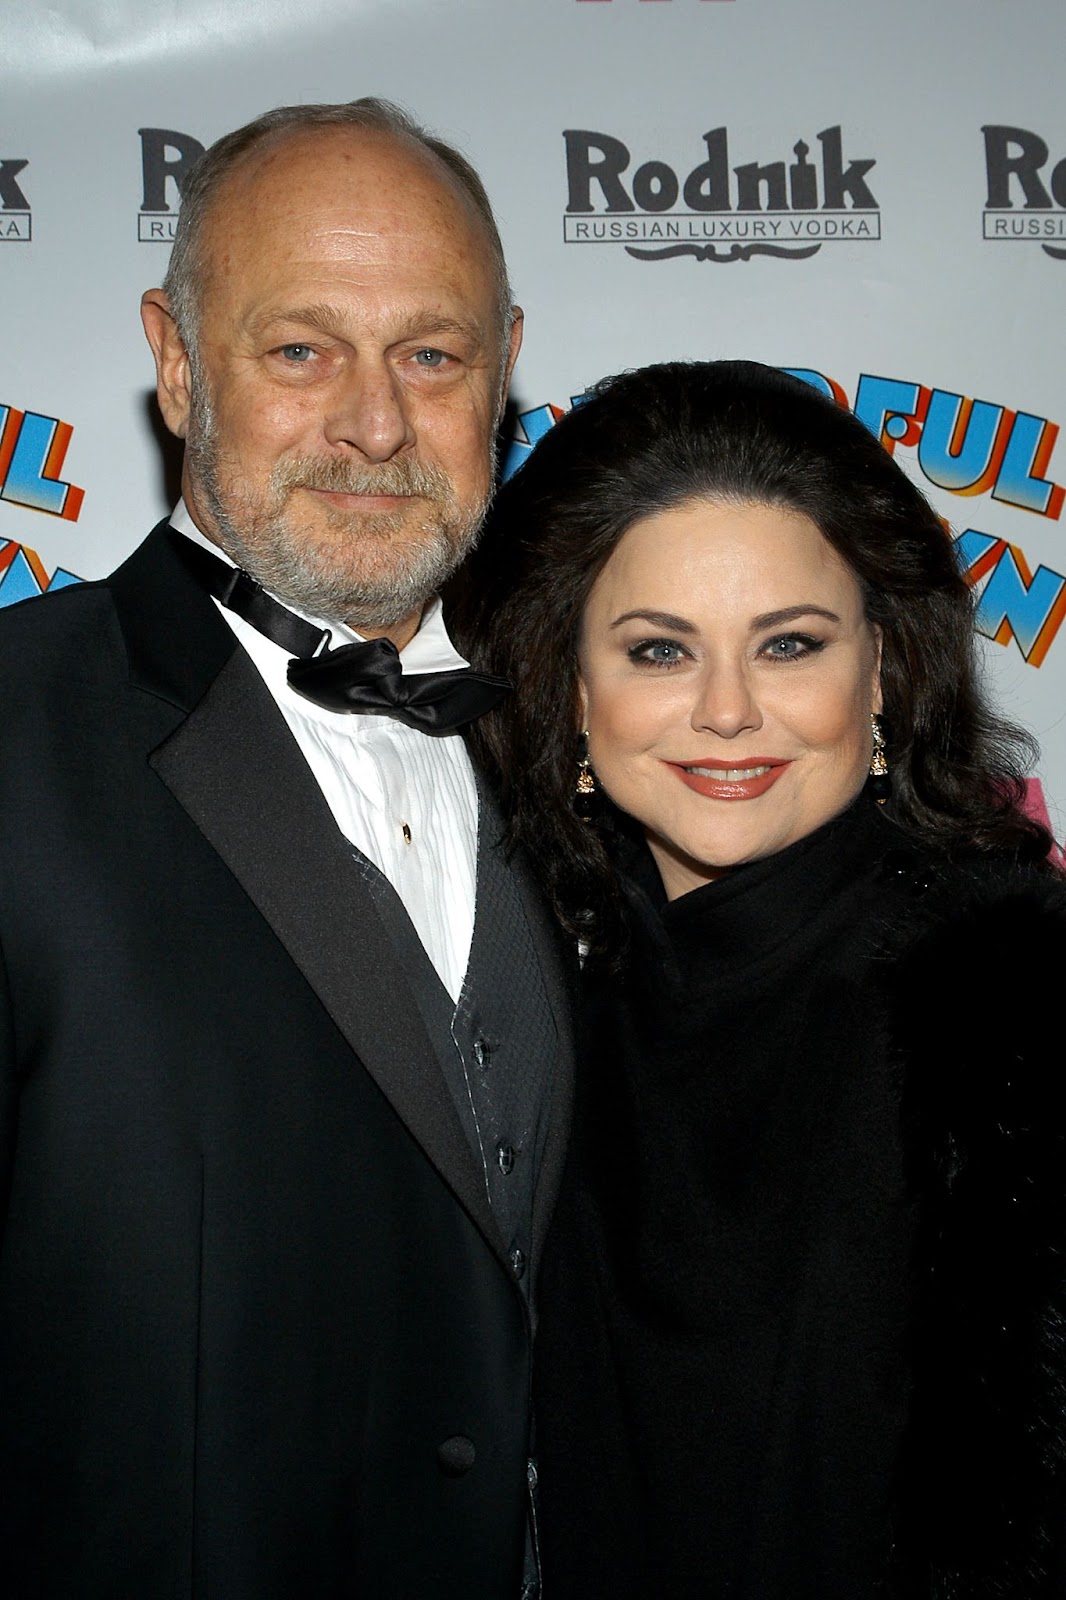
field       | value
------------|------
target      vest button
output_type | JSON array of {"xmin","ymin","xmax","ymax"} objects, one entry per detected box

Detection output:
[
  {"xmin": 497, "ymin": 1142, "xmax": 516, "ymax": 1175},
  {"xmin": 472, "ymin": 1036, "xmax": 490, "ymax": 1067},
  {"xmin": 509, "ymin": 1246, "xmax": 527, "ymax": 1281},
  {"xmin": 437, "ymin": 1435, "xmax": 477, "ymax": 1475}
]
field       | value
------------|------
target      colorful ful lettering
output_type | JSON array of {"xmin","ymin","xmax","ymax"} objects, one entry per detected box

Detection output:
[
  {"xmin": 0, "ymin": 406, "xmax": 84, "ymax": 520},
  {"xmin": 0, "ymin": 401, "xmax": 86, "ymax": 607}
]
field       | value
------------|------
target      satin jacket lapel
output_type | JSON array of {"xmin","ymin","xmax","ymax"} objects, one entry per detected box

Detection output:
[{"xmin": 113, "ymin": 525, "xmax": 500, "ymax": 1255}]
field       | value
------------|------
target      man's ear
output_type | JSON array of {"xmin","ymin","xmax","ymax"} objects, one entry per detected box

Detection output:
[
  {"xmin": 141, "ymin": 289, "xmax": 193, "ymax": 440},
  {"xmin": 503, "ymin": 305, "xmax": 524, "ymax": 393}
]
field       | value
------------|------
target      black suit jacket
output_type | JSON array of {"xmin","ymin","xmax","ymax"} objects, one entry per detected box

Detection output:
[{"xmin": 0, "ymin": 523, "xmax": 573, "ymax": 1599}]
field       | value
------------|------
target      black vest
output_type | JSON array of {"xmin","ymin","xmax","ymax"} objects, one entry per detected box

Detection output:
[{"xmin": 350, "ymin": 790, "xmax": 558, "ymax": 1297}]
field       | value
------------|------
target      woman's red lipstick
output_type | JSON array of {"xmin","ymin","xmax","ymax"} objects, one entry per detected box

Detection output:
[{"xmin": 666, "ymin": 758, "xmax": 790, "ymax": 801}]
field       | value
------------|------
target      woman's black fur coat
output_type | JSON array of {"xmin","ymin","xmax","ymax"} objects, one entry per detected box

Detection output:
[{"xmin": 884, "ymin": 852, "xmax": 1066, "ymax": 1597}]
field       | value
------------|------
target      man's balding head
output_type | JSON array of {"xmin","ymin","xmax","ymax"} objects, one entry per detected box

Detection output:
[
  {"xmin": 140, "ymin": 100, "xmax": 522, "ymax": 642},
  {"xmin": 163, "ymin": 99, "xmax": 514, "ymax": 378}
]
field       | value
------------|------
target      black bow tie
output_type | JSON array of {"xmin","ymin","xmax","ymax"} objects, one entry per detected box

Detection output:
[{"xmin": 171, "ymin": 530, "xmax": 511, "ymax": 735}]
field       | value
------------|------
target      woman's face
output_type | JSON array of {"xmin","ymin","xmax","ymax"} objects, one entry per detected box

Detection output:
[{"xmin": 578, "ymin": 497, "xmax": 883, "ymax": 899}]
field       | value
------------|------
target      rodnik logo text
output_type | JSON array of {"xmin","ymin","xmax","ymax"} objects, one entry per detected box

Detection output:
[
  {"xmin": 564, "ymin": 126, "xmax": 880, "ymax": 262},
  {"xmin": 138, "ymin": 127, "xmax": 204, "ymax": 242},
  {"xmin": 0, "ymin": 158, "xmax": 31, "ymax": 242},
  {"xmin": 982, "ymin": 126, "xmax": 1066, "ymax": 260}
]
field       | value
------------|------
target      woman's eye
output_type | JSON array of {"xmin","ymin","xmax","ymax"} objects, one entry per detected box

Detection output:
[
  {"xmin": 762, "ymin": 633, "xmax": 822, "ymax": 662},
  {"xmin": 279, "ymin": 344, "xmax": 314, "ymax": 362},
  {"xmin": 630, "ymin": 638, "xmax": 688, "ymax": 667}
]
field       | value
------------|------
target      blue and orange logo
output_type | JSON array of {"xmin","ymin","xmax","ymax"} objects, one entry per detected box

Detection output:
[{"xmin": 0, "ymin": 403, "xmax": 85, "ymax": 605}]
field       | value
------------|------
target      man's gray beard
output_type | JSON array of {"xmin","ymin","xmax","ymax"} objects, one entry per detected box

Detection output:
[{"xmin": 186, "ymin": 394, "xmax": 487, "ymax": 629}]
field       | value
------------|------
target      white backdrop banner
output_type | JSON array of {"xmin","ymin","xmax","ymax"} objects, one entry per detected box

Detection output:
[{"xmin": 2, "ymin": 0, "xmax": 1064, "ymax": 837}]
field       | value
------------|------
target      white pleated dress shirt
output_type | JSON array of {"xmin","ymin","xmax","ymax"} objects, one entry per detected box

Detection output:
[{"xmin": 170, "ymin": 502, "xmax": 478, "ymax": 1003}]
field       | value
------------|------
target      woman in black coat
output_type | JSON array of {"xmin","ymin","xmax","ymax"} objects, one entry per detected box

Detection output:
[{"xmin": 459, "ymin": 361, "xmax": 1066, "ymax": 1598}]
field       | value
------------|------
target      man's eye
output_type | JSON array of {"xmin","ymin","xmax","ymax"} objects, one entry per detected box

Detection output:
[
  {"xmin": 412, "ymin": 348, "xmax": 447, "ymax": 368},
  {"xmin": 279, "ymin": 344, "xmax": 314, "ymax": 362}
]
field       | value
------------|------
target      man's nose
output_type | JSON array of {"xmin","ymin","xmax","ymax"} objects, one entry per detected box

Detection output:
[{"xmin": 323, "ymin": 360, "xmax": 415, "ymax": 461}]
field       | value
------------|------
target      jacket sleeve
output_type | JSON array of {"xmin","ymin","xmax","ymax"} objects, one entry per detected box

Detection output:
[{"xmin": 888, "ymin": 869, "xmax": 1066, "ymax": 1597}]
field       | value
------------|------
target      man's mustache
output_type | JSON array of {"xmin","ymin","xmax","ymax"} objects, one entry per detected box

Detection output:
[{"xmin": 271, "ymin": 455, "xmax": 454, "ymax": 500}]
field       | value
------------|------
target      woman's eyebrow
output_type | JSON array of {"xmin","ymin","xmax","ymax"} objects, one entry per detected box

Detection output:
[
  {"xmin": 609, "ymin": 609, "xmax": 698, "ymax": 633},
  {"xmin": 750, "ymin": 604, "xmax": 842, "ymax": 629}
]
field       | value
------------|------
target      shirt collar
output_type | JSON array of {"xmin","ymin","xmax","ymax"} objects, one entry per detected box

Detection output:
[{"xmin": 169, "ymin": 497, "xmax": 469, "ymax": 671}]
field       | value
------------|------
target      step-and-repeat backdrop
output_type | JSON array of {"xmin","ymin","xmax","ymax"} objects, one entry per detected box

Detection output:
[{"xmin": 3, "ymin": 0, "xmax": 1064, "ymax": 839}]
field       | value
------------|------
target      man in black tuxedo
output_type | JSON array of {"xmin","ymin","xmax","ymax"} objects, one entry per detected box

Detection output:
[{"xmin": 0, "ymin": 99, "xmax": 571, "ymax": 1599}]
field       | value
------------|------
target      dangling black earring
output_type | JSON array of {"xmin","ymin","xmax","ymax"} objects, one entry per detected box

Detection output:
[
  {"xmin": 868, "ymin": 713, "xmax": 890, "ymax": 805},
  {"xmin": 575, "ymin": 730, "xmax": 597, "ymax": 821}
]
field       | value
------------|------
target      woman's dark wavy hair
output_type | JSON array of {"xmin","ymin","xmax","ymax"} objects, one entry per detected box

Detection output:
[{"xmin": 456, "ymin": 359, "xmax": 1050, "ymax": 949}]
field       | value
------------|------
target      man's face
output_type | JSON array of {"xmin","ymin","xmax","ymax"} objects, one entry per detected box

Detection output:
[{"xmin": 145, "ymin": 128, "xmax": 520, "ymax": 635}]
